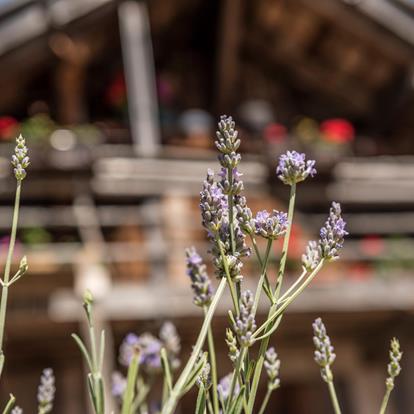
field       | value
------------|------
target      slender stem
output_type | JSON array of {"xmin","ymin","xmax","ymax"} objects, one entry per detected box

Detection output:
[
  {"xmin": 379, "ymin": 388, "xmax": 392, "ymax": 414},
  {"xmin": 217, "ymin": 239, "xmax": 239, "ymax": 315},
  {"xmin": 327, "ymin": 374, "xmax": 342, "ymax": 414},
  {"xmin": 258, "ymin": 388, "xmax": 272, "ymax": 414},
  {"xmin": 252, "ymin": 239, "xmax": 272, "ymax": 316},
  {"xmin": 252, "ymin": 260, "xmax": 324, "ymax": 339},
  {"xmin": 274, "ymin": 183, "xmax": 296, "ymax": 302},
  {"xmin": 246, "ymin": 183, "xmax": 297, "ymax": 413},
  {"xmin": 0, "ymin": 181, "xmax": 21, "ymax": 366},
  {"xmin": 226, "ymin": 347, "xmax": 247, "ymax": 411},
  {"xmin": 250, "ymin": 235, "xmax": 273, "ymax": 301},
  {"xmin": 204, "ymin": 307, "xmax": 219, "ymax": 414},
  {"xmin": 277, "ymin": 268, "xmax": 307, "ymax": 305},
  {"xmin": 162, "ymin": 278, "xmax": 227, "ymax": 414}
]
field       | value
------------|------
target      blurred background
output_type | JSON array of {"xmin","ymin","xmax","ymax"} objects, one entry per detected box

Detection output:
[{"xmin": 0, "ymin": 0, "xmax": 414, "ymax": 412}]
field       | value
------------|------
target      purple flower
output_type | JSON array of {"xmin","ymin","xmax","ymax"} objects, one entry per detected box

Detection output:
[
  {"xmin": 234, "ymin": 290, "xmax": 256, "ymax": 347},
  {"xmin": 111, "ymin": 372, "xmax": 127, "ymax": 397},
  {"xmin": 159, "ymin": 321, "xmax": 181, "ymax": 369},
  {"xmin": 253, "ymin": 210, "xmax": 288, "ymax": 239},
  {"xmin": 119, "ymin": 333, "xmax": 162, "ymax": 373},
  {"xmin": 236, "ymin": 195, "xmax": 254, "ymax": 235},
  {"xmin": 200, "ymin": 170, "xmax": 226, "ymax": 233},
  {"xmin": 313, "ymin": 318, "xmax": 336, "ymax": 382},
  {"xmin": 215, "ymin": 115, "xmax": 240, "ymax": 155},
  {"xmin": 319, "ymin": 202, "xmax": 348, "ymax": 261},
  {"xmin": 185, "ymin": 247, "xmax": 213, "ymax": 307},
  {"xmin": 218, "ymin": 373, "xmax": 240, "ymax": 403},
  {"xmin": 276, "ymin": 151, "xmax": 316, "ymax": 185}
]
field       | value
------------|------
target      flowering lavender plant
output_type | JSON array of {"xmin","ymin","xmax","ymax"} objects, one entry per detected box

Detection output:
[{"xmin": 0, "ymin": 128, "xmax": 404, "ymax": 414}]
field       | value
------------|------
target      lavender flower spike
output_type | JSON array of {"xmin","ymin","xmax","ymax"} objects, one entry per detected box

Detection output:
[
  {"xmin": 264, "ymin": 347, "xmax": 281, "ymax": 391},
  {"xmin": 160, "ymin": 321, "xmax": 181, "ymax": 369},
  {"xmin": 386, "ymin": 338, "xmax": 402, "ymax": 391},
  {"xmin": 319, "ymin": 202, "xmax": 348, "ymax": 261},
  {"xmin": 277, "ymin": 150, "xmax": 316, "ymax": 185},
  {"xmin": 111, "ymin": 371, "xmax": 127, "ymax": 397},
  {"xmin": 253, "ymin": 210, "xmax": 288, "ymax": 240},
  {"xmin": 225, "ymin": 328, "xmax": 240, "ymax": 363},
  {"xmin": 218, "ymin": 373, "xmax": 240, "ymax": 403},
  {"xmin": 313, "ymin": 318, "xmax": 336, "ymax": 383},
  {"xmin": 200, "ymin": 169, "xmax": 226, "ymax": 234},
  {"xmin": 302, "ymin": 240, "xmax": 321, "ymax": 271},
  {"xmin": 37, "ymin": 368, "xmax": 55, "ymax": 414},
  {"xmin": 234, "ymin": 290, "xmax": 257, "ymax": 347},
  {"xmin": 185, "ymin": 247, "xmax": 213, "ymax": 307},
  {"xmin": 11, "ymin": 134, "xmax": 29, "ymax": 181}
]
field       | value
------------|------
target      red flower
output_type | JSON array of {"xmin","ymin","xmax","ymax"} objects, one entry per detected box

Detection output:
[
  {"xmin": 0, "ymin": 116, "xmax": 18, "ymax": 140},
  {"xmin": 320, "ymin": 119, "xmax": 354, "ymax": 143}
]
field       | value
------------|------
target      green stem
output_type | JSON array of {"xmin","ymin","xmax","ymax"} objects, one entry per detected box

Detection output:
[
  {"xmin": 162, "ymin": 278, "xmax": 227, "ymax": 414},
  {"xmin": 247, "ymin": 183, "xmax": 296, "ymax": 413},
  {"xmin": 250, "ymin": 235, "xmax": 273, "ymax": 302},
  {"xmin": 204, "ymin": 307, "xmax": 219, "ymax": 414},
  {"xmin": 252, "ymin": 260, "xmax": 324, "ymax": 339},
  {"xmin": 226, "ymin": 347, "xmax": 247, "ymax": 411},
  {"xmin": 217, "ymin": 239, "xmax": 239, "ymax": 315},
  {"xmin": 277, "ymin": 268, "xmax": 307, "ymax": 304},
  {"xmin": 258, "ymin": 388, "xmax": 272, "ymax": 414},
  {"xmin": 327, "ymin": 375, "xmax": 342, "ymax": 414},
  {"xmin": 2, "ymin": 394, "xmax": 15, "ymax": 414},
  {"xmin": 252, "ymin": 239, "xmax": 272, "ymax": 316},
  {"xmin": 0, "ymin": 181, "xmax": 21, "ymax": 372},
  {"xmin": 379, "ymin": 387, "xmax": 392, "ymax": 414},
  {"xmin": 274, "ymin": 183, "xmax": 296, "ymax": 302}
]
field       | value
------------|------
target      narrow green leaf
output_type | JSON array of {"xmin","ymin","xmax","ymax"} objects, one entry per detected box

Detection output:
[
  {"xmin": 72, "ymin": 333, "xmax": 93, "ymax": 372},
  {"xmin": 99, "ymin": 330, "xmax": 105, "ymax": 372},
  {"xmin": 121, "ymin": 352, "xmax": 140, "ymax": 414},
  {"xmin": 2, "ymin": 394, "xmax": 15, "ymax": 414},
  {"xmin": 195, "ymin": 385, "xmax": 207, "ymax": 414}
]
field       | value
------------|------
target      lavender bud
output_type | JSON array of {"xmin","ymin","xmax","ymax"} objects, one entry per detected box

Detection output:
[
  {"xmin": 219, "ymin": 167, "xmax": 244, "ymax": 196},
  {"xmin": 253, "ymin": 210, "xmax": 288, "ymax": 240},
  {"xmin": 215, "ymin": 115, "xmax": 240, "ymax": 155},
  {"xmin": 319, "ymin": 202, "xmax": 348, "ymax": 261},
  {"xmin": 11, "ymin": 134, "xmax": 29, "ymax": 181},
  {"xmin": 185, "ymin": 247, "xmax": 213, "ymax": 307},
  {"xmin": 236, "ymin": 195, "xmax": 254, "ymax": 235},
  {"xmin": 218, "ymin": 373, "xmax": 240, "ymax": 404},
  {"xmin": 11, "ymin": 407, "xmax": 23, "ymax": 414},
  {"xmin": 37, "ymin": 368, "xmax": 55, "ymax": 414},
  {"xmin": 276, "ymin": 151, "xmax": 316, "ymax": 185},
  {"xmin": 234, "ymin": 290, "xmax": 256, "ymax": 347},
  {"xmin": 196, "ymin": 362, "xmax": 211, "ymax": 389},
  {"xmin": 111, "ymin": 371, "xmax": 127, "ymax": 398},
  {"xmin": 302, "ymin": 241, "xmax": 320, "ymax": 271},
  {"xmin": 386, "ymin": 338, "xmax": 402, "ymax": 391},
  {"xmin": 312, "ymin": 318, "xmax": 336, "ymax": 383},
  {"xmin": 264, "ymin": 347, "xmax": 281, "ymax": 391},
  {"xmin": 160, "ymin": 321, "xmax": 181, "ymax": 369},
  {"xmin": 225, "ymin": 328, "xmax": 240, "ymax": 363}
]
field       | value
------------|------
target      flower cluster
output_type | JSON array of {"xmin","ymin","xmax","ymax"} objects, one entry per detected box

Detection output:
[
  {"xmin": 217, "ymin": 373, "xmax": 240, "ymax": 403},
  {"xmin": 234, "ymin": 290, "xmax": 256, "ymax": 347},
  {"xmin": 225, "ymin": 328, "xmax": 239, "ymax": 363},
  {"xmin": 200, "ymin": 169, "xmax": 227, "ymax": 234},
  {"xmin": 386, "ymin": 338, "xmax": 402, "ymax": 391},
  {"xmin": 11, "ymin": 134, "xmax": 29, "ymax": 181},
  {"xmin": 37, "ymin": 368, "xmax": 55, "ymax": 414},
  {"xmin": 276, "ymin": 151, "xmax": 316, "ymax": 186},
  {"xmin": 253, "ymin": 210, "xmax": 288, "ymax": 240},
  {"xmin": 111, "ymin": 371, "xmax": 127, "ymax": 398},
  {"xmin": 313, "ymin": 318, "xmax": 336, "ymax": 383},
  {"xmin": 215, "ymin": 115, "xmax": 241, "ymax": 174},
  {"xmin": 185, "ymin": 247, "xmax": 213, "ymax": 307},
  {"xmin": 319, "ymin": 202, "xmax": 348, "ymax": 261},
  {"xmin": 119, "ymin": 322, "xmax": 181, "ymax": 374},
  {"xmin": 235, "ymin": 195, "xmax": 254, "ymax": 235},
  {"xmin": 302, "ymin": 240, "xmax": 320, "ymax": 271},
  {"xmin": 264, "ymin": 347, "xmax": 281, "ymax": 391},
  {"xmin": 11, "ymin": 408, "xmax": 22, "ymax": 414},
  {"xmin": 196, "ymin": 362, "xmax": 211, "ymax": 389}
]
